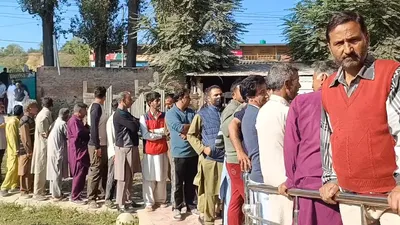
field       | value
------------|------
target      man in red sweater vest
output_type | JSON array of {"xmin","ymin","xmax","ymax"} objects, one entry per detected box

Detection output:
[
  {"xmin": 319, "ymin": 11, "xmax": 400, "ymax": 225},
  {"xmin": 140, "ymin": 92, "xmax": 169, "ymax": 212}
]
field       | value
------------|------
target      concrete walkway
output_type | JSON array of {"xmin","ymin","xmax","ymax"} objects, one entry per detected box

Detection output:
[{"xmin": 137, "ymin": 206, "xmax": 222, "ymax": 225}]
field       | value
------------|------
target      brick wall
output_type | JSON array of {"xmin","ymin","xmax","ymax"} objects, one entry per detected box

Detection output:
[{"xmin": 37, "ymin": 66, "xmax": 156, "ymax": 114}]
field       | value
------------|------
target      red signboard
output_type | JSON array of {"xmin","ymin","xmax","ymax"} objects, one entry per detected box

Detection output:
[{"xmin": 232, "ymin": 50, "xmax": 243, "ymax": 57}]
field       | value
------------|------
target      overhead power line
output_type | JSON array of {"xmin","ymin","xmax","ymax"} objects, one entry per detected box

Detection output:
[
  {"xmin": 0, "ymin": 15, "xmax": 36, "ymax": 20},
  {"xmin": 0, "ymin": 22, "xmax": 39, "ymax": 28},
  {"xmin": 0, "ymin": 39, "xmax": 41, "ymax": 44},
  {"xmin": 0, "ymin": 12, "xmax": 75, "ymax": 19},
  {"xmin": 0, "ymin": 5, "xmax": 19, "ymax": 8}
]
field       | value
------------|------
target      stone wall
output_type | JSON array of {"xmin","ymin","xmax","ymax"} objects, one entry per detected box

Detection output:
[{"xmin": 36, "ymin": 66, "xmax": 156, "ymax": 114}]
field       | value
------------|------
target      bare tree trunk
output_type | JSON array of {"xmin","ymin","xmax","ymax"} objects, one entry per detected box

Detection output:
[
  {"xmin": 95, "ymin": 41, "xmax": 107, "ymax": 67},
  {"xmin": 126, "ymin": 0, "xmax": 139, "ymax": 67},
  {"xmin": 42, "ymin": 11, "xmax": 54, "ymax": 66}
]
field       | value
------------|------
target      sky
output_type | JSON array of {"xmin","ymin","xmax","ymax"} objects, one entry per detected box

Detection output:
[{"xmin": 0, "ymin": 0, "xmax": 298, "ymax": 51}]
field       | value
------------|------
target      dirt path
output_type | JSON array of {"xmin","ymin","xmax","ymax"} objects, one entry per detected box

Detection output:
[{"xmin": 0, "ymin": 177, "xmax": 141, "ymax": 213}]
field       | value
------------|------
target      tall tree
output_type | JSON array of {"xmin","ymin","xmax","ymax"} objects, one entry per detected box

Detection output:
[
  {"xmin": 19, "ymin": 0, "xmax": 67, "ymax": 66},
  {"xmin": 0, "ymin": 44, "xmax": 26, "ymax": 56},
  {"xmin": 0, "ymin": 44, "xmax": 28, "ymax": 72},
  {"xmin": 126, "ymin": 0, "xmax": 140, "ymax": 67},
  {"xmin": 27, "ymin": 42, "xmax": 43, "ymax": 53},
  {"xmin": 283, "ymin": 0, "xmax": 400, "ymax": 61},
  {"xmin": 140, "ymin": 0, "xmax": 246, "ymax": 80},
  {"xmin": 71, "ymin": 0, "xmax": 122, "ymax": 67},
  {"xmin": 61, "ymin": 38, "xmax": 91, "ymax": 67}
]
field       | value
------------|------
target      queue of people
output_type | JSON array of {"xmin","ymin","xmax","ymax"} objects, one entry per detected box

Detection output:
[
  {"xmin": 1, "ymin": 10, "xmax": 400, "ymax": 225},
  {"xmin": 231, "ymin": 11, "xmax": 400, "ymax": 225},
  {"xmin": 173, "ymin": 10, "xmax": 400, "ymax": 225}
]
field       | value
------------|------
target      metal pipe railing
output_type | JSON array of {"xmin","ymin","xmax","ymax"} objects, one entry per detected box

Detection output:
[
  {"xmin": 247, "ymin": 183, "xmax": 389, "ymax": 207},
  {"xmin": 242, "ymin": 172, "xmax": 389, "ymax": 225}
]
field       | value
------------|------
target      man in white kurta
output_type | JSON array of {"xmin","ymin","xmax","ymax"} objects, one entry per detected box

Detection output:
[
  {"xmin": 140, "ymin": 92, "xmax": 169, "ymax": 211},
  {"xmin": 31, "ymin": 97, "xmax": 53, "ymax": 200},
  {"xmin": 105, "ymin": 99, "xmax": 118, "ymax": 208},
  {"xmin": 255, "ymin": 64, "xmax": 300, "ymax": 225},
  {"xmin": 46, "ymin": 108, "xmax": 69, "ymax": 201},
  {"xmin": 6, "ymin": 82, "xmax": 16, "ymax": 114}
]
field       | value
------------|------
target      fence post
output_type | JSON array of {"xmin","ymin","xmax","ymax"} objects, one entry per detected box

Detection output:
[
  {"xmin": 293, "ymin": 196, "xmax": 299, "ymax": 225},
  {"xmin": 134, "ymin": 80, "xmax": 139, "ymax": 97},
  {"xmin": 243, "ymin": 172, "xmax": 250, "ymax": 225},
  {"xmin": 361, "ymin": 205, "xmax": 367, "ymax": 225}
]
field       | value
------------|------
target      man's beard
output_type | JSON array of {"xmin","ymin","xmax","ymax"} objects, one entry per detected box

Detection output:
[
  {"xmin": 337, "ymin": 49, "xmax": 367, "ymax": 70},
  {"xmin": 214, "ymin": 98, "xmax": 223, "ymax": 108},
  {"xmin": 341, "ymin": 55, "xmax": 361, "ymax": 69}
]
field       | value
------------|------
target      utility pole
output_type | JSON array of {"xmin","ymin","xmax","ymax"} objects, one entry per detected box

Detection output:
[{"xmin": 121, "ymin": 5, "xmax": 125, "ymax": 68}]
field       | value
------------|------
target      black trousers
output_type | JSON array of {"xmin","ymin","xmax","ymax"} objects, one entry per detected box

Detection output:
[
  {"xmin": 0, "ymin": 149, "xmax": 5, "ymax": 182},
  {"xmin": 174, "ymin": 156, "xmax": 198, "ymax": 210}
]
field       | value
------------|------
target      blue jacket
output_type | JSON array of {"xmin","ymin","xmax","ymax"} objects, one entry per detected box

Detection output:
[{"xmin": 198, "ymin": 105, "xmax": 224, "ymax": 162}]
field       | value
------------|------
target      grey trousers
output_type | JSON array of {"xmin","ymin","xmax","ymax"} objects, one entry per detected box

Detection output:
[
  {"xmin": 49, "ymin": 177, "xmax": 62, "ymax": 198},
  {"xmin": 115, "ymin": 147, "xmax": 134, "ymax": 208},
  {"xmin": 87, "ymin": 146, "xmax": 108, "ymax": 201},
  {"xmin": 105, "ymin": 156, "xmax": 117, "ymax": 201}
]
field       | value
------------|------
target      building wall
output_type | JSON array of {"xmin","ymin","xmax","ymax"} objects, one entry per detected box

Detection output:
[
  {"xmin": 276, "ymin": 46, "xmax": 290, "ymax": 55},
  {"xmin": 36, "ymin": 66, "xmax": 155, "ymax": 114},
  {"xmin": 241, "ymin": 46, "xmax": 290, "ymax": 56}
]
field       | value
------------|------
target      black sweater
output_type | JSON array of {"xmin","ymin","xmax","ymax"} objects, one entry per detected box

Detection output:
[
  {"xmin": 113, "ymin": 108, "xmax": 139, "ymax": 147},
  {"xmin": 88, "ymin": 103, "xmax": 102, "ymax": 148}
]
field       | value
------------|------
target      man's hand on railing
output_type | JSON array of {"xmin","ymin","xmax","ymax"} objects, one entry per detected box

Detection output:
[
  {"xmin": 238, "ymin": 151, "xmax": 251, "ymax": 172},
  {"xmin": 319, "ymin": 182, "xmax": 339, "ymax": 204},
  {"xmin": 278, "ymin": 182, "xmax": 289, "ymax": 197},
  {"xmin": 388, "ymin": 186, "xmax": 400, "ymax": 214}
]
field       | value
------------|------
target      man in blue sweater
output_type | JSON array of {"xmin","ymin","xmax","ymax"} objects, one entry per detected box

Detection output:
[{"xmin": 165, "ymin": 89, "xmax": 197, "ymax": 221}]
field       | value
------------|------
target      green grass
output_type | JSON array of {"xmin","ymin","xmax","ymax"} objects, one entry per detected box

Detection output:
[
  {"xmin": 0, "ymin": 147, "xmax": 142, "ymax": 225},
  {"xmin": 0, "ymin": 202, "xmax": 138, "ymax": 225}
]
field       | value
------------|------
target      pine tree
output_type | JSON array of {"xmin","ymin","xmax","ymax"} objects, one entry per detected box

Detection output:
[
  {"xmin": 283, "ymin": 0, "xmax": 400, "ymax": 61},
  {"xmin": 140, "ymin": 0, "xmax": 246, "ymax": 80}
]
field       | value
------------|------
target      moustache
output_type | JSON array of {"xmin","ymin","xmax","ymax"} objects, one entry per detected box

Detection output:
[{"xmin": 342, "ymin": 52, "xmax": 361, "ymax": 62}]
